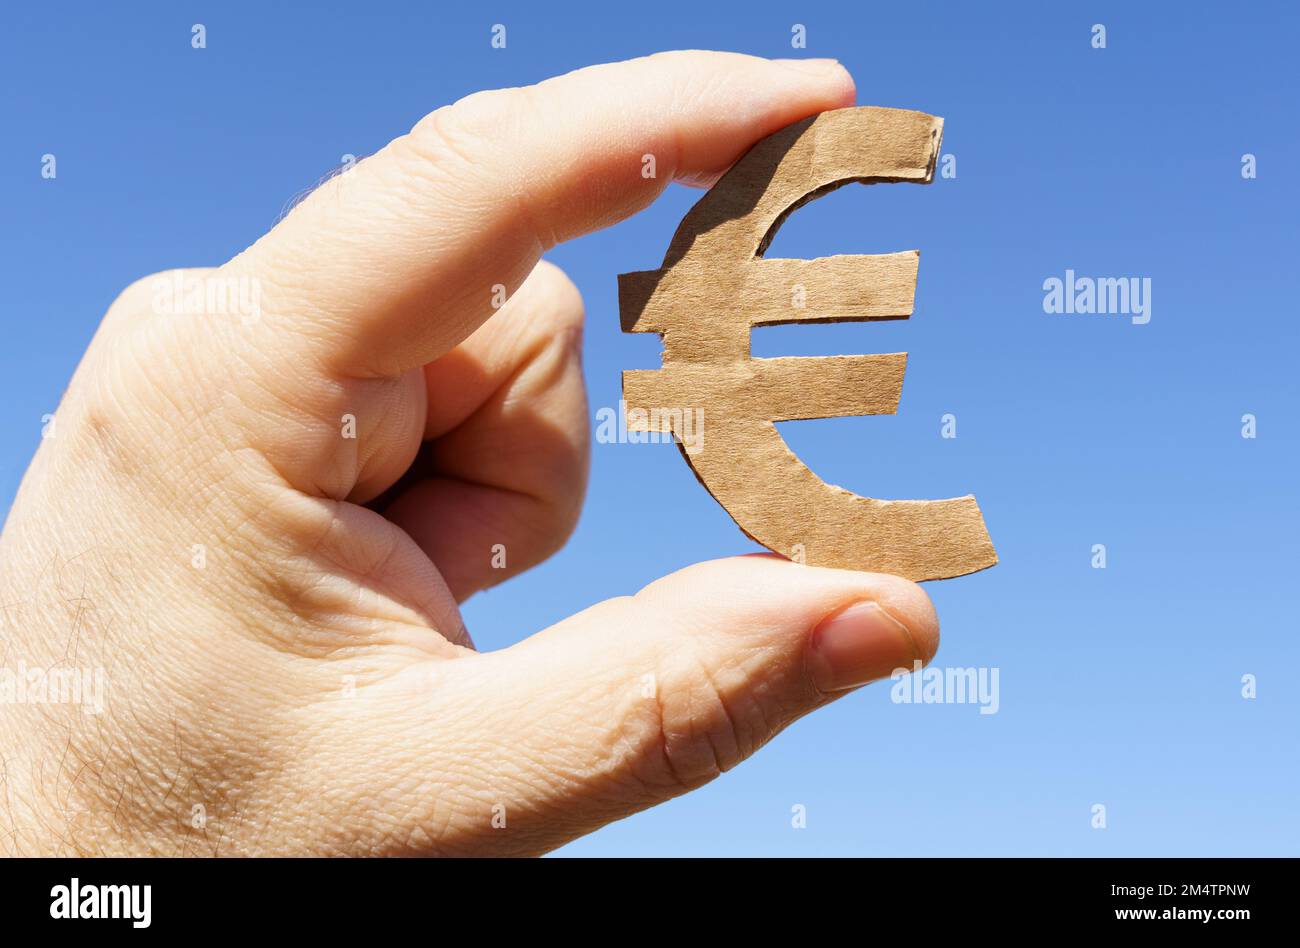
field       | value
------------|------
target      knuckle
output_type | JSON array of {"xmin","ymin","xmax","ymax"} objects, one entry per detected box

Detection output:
[
  {"xmin": 401, "ymin": 86, "xmax": 556, "ymax": 249},
  {"xmin": 76, "ymin": 327, "xmax": 201, "ymax": 464},
  {"xmin": 490, "ymin": 488, "xmax": 583, "ymax": 581},
  {"xmin": 403, "ymin": 88, "xmax": 523, "ymax": 183},
  {"xmin": 530, "ymin": 261, "xmax": 584, "ymax": 329},
  {"xmin": 101, "ymin": 268, "xmax": 205, "ymax": 335},
  {"xmin": 619, "ymin": 645, "xmax": 765, "ymax": 798},
  {"xmin": 60, "ymin": 273, "xmax": 241, "ymax": 481}
]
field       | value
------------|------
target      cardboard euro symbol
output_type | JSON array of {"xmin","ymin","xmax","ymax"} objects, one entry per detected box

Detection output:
[{"xmin": 618, "ymin": 106, "xmax": 996, "ymax": 582}]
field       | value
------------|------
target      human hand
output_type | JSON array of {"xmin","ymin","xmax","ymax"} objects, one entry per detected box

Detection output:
[{"xmin": 0, "ymin": 51, "xmax": 939, "ymax": 856}]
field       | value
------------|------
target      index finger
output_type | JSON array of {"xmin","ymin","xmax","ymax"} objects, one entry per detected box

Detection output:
[{"xmin": 226, "ymin": 51, "xmax": 855, "ymax": 377}]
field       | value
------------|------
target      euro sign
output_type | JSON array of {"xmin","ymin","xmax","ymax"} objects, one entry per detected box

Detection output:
[{"xmin": 617, "ymin": 107, "xmax": 996, "ymax": 582}]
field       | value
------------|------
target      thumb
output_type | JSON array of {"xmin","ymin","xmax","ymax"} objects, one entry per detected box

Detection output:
[{"xmin": 445, "ymin": 555, "xmax": 938, "ymax": 854}]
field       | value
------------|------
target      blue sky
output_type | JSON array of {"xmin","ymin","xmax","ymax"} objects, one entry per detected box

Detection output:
[{"xmin": 3, "ymin": 1, "xmax": 1297, "ymax": 855}]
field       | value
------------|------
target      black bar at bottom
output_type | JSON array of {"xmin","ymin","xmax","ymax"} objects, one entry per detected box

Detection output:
[{"xmin": 1, "ymin": 856, "xmax": 1285, "ymax": 932}]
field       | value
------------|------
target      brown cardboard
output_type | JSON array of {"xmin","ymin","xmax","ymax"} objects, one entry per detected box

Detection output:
[{"xmin": 618, "ymin": 106, "xmax": 996, "ymax": 581}]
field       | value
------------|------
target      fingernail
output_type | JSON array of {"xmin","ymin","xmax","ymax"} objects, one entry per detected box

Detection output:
[
  {"xmin": 773, "ymin": 57, "xmax": 843, "ymax": 77},
  {"xmin": 808, "ymin": 601, "xmax": 919, "ymax": 692}
]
